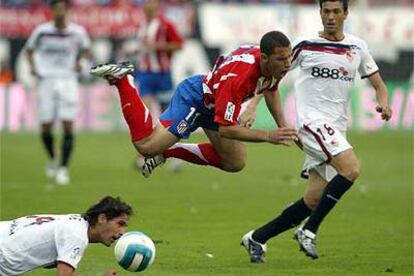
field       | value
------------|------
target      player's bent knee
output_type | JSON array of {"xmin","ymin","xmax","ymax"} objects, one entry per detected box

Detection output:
[
  {"xmin": 342, "ymin": 163, "xmax": 360, "ymax": 182},
  {"xmin": 134, "ymin": 143, "xmax": 162, "ymax": 158},
  {"xmin": 344, "ymin": 170, "xmax": 360, "ymax": 182},
  {"xmin": 303, "ymin": 195, "xmax": 319, "ymax": 210},
  {"xmin": 221, "ymin": 160, "xmax": 246, "ymax": 173}
]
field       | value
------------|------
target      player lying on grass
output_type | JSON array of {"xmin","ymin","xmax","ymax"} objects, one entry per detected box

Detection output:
[
  {"xmin": 90, "ymin": 31, "xmax": 298, "ymax": 178},
  {"xmin": 0, "ymin": 196, "xmax": 132, "ymax": 276}
]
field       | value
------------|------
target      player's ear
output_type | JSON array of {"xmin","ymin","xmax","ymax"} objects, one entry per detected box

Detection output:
[
  {"xmin": 261, "ymin": 53, "xmax": 269, "ymax": 63},
  {"xmin": 97, "ymin": 213, "xmax": 107, "ymax": 224},
  {"xmin": 344, "ymin": 9, "xmax": 348, "ymax": 18}
]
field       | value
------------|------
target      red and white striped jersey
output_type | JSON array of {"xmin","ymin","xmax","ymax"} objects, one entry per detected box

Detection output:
[
  {"xmin": 203, "ymin": 46, "xmax": 279, "ymax": 126},
  {"xmin": 137, "ymin": 14, "xmax": 183, "ymax": 73}
]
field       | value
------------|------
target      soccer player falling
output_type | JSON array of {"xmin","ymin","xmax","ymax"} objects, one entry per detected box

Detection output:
[{"xmin": 91, "ymin": 31, "xmax": 298, "ymax": 178}]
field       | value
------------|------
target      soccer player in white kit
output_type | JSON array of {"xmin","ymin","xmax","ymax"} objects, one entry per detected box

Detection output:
[
  {"xmin": 241, "ymin": 0, "xmax": 392, "ymax": 262},
  {"xmin": 0, "ymin": 196, "xmax": 132, "ymax": 275},
  {"xmin": 25, "ymin": 0, "xmax": 91, "ymax": 185}
]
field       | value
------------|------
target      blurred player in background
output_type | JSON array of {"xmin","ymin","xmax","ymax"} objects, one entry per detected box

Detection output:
[
  {"xmin": 26, "ymin": 0, "xmax": 91, "ymax": 185},
  {"xmin": 0, "ymin": 196, "xmax": 132, "ymax": 275},
  {"xmin": 135, "ymin": 0, "xmax": 183, "ymax": 123},
  {"xmin": 91, "ymin": 31, "xmax": 297, "ymax": 177},
  {"xmin": 134, "ymin": 0, "xmax": 184, "ymax": 173},
  {"xmin": 241, "ymin": 0, "xmax": 392, "ymax": 263}
]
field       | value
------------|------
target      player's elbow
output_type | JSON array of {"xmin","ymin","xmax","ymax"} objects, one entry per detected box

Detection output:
[{"xmin": 218, "ymin": 125, "xmax": 235, "ymax": 139}]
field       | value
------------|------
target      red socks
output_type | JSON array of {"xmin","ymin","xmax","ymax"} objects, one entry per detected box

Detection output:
[
  {"xmin": 163, "ymin": 143, "xmax": 221, "ymax": 168},
  {"xmin": 113, "ymin": 76, "xmax": 221, "ymax": 169},
  {"xmin": 114, "ymin": 76, "xmax": 153, "ymax": 141}
]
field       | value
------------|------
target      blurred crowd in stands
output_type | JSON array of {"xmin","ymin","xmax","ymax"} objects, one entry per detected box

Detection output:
[{"xmin": 1, "ymin": 0, "xmax": 412, "ymax": 8}]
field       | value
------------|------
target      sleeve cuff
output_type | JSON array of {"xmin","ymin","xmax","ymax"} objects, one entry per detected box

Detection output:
[
  {"xmin": 56, "ymin": 260, "xmax": 76, "ymax": 270},
  {"xmin": 361, "ymin": 70, "xmax": 379, "ymax": 79},
  {"xmin": 214, "ymin": 117, "xmax": 237, "ymax": 126}
]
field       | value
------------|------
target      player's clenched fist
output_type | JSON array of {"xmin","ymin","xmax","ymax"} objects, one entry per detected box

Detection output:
[
  {"xmin": 376, "ymin": 105, "xmax": 392, "ymax": 121},
  {"xmin": 266, "ymin": 128, "xmax": 298, "ymax": 146}
]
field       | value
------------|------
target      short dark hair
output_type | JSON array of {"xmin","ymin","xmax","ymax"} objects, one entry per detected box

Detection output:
[
  {"xmin": 260, "ymin": 31, "xmax": 290, "ymax": 56},
  {"xmin": 50, "ymin": 0, "xmax": 69, "ymax": 7},
  {"xmin": 82, "ymin": 196, "xmax": 133, "ymax": 226},
  {"xmin": 319, "ymin": 0, "xmax": 348, "ymax": 11}
]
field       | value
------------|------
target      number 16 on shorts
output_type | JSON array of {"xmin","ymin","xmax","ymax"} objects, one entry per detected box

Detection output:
[{"xmin": 301, "ymin": 123, "xmax": 352, "ymax": 161}]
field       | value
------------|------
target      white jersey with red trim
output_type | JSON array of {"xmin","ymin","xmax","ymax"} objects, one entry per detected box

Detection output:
[
  {"xmin": 0, "ymin": 214, "xmax": 89, "ymax": 275},
  {"xmin": 25, "ymin": 21, "xmax": 90, "ymax": 78},
  {"xmin": 291, "ymin": 32, "xmax": 378, "ymax": 131}
]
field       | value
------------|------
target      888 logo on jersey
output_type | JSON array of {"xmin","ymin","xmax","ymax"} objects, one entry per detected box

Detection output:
[{"xmin": 311, "ymin": 66, "xmax": 354, "ymax": 82}]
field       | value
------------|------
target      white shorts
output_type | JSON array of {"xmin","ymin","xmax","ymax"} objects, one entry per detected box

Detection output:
[
  {"xmin": 299, "ymin": 122, "xmax": 352, "ymax": 181},
  {"xmin": 38, "ymin": 77, "xmax": 79, "ymax": 123}
]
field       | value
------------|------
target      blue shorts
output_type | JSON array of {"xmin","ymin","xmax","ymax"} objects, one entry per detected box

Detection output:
[
  {"xmin": 135, "ymin": 71, "xmax": 173, "ymax": 97},
  {"xmin": 159, "ymin": 74, "xmax": 218, "ymax": 139}
]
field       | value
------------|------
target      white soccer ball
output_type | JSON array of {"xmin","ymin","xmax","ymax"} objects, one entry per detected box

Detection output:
[{"xmin": 114, "ymin": 231, "xmax": 156, "ymax": 272}]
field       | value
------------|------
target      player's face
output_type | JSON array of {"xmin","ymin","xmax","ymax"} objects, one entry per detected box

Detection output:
[
  {"xmin": 261, "ymin": 46, "xmax": 292, "ymax": 79},
  {"xmin": 51, "ymin": 2, "xmax": 68, "ymax": 22},
  {"xmin": 98, "ymin": 213, "xmax": 129, "ymax": 247},
  {"xmin": 320, "ymin": 1, "xmax": 348, "ymax": 35},
  {"xmin": 144, "ymin": 0, "xmax": 159, "ymax": 18}
]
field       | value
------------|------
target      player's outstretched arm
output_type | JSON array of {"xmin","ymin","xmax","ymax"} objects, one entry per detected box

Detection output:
[
  {"xmin": 263, "ymin": 91, "xmax": 303, "ymax": 148},
  {"xmin": 219, "ymin": 124, "xmax": 297, "ymax": 145},
  {"xmin": 266, "ymin": 128, "xmax": 299, "ymax": 146},
  {"xmin": 368, "ymin": 72, "xmax": 392, "ymax": 121},
  {"xmin": 264, "ymin": 90, "xmax": 287, "ymax": 128}
]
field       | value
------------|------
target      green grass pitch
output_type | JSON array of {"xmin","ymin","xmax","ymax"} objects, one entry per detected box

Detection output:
[{"xmin": 0, "ymin": 131, "xmax": 412, "ymax": 275}]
